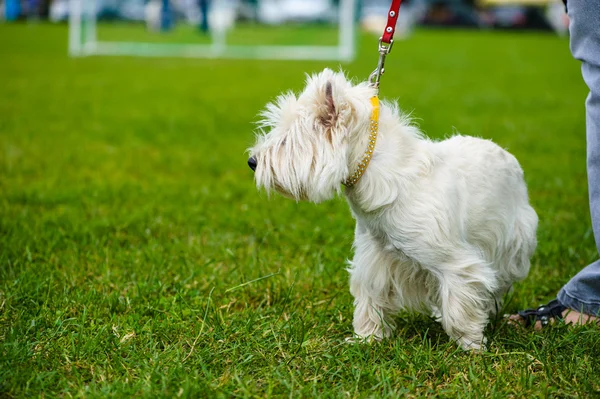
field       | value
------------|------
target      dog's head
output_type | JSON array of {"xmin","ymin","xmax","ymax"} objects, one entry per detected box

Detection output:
[{"xmin": 247, "ymin": 68, "xmax": 375, "ymax": 202}]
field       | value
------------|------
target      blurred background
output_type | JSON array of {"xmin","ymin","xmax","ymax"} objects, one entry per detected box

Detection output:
[{"xmin": 0, "ymin": 0, "xmax": 570, "ymax": 47}]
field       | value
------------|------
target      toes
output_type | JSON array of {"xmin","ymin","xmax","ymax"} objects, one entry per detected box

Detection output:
[
  {"xmin": 459, "ymin": 338, "xmax": 486, "ymax": 352},
  {"xmin": 561, "ymin": 309, "xmax": 600, "ymax": 326},
  {"xmin": 505, "ymin": 313, "xmax": 527, "ymax": 327},
  {"xmin": 344, "ymin": 334, "xmax": 376, "ymax": 344}
]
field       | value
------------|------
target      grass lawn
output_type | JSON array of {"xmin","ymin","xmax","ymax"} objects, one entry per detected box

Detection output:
[{"xmin": 1, "ymin": 22, "xmax": 600, "ymax": 398}]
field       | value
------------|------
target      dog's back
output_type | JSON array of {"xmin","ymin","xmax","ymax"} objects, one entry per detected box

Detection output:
[{"xmin": 433, "ymin": 135, "xmax": 538, "ymax": 286}]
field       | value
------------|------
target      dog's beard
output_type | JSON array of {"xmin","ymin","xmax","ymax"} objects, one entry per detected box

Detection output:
[
  {"xmin": 255, "ymin": 159, "xmax": 311, "ymax": 201},
  {"xmin": 251, "ymin": 138, "xmax": 344, "ymax": 203},
  {"xmin": 274, "ymin": 182, "xmax": 308, "ymax": 201},
  {"xmin": 254, "ymin": 161, "xmax": 343, "ymax": 203}
]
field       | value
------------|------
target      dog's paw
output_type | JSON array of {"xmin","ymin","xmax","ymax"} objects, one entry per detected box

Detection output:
[
  {"xmin": 430, "ymin": 307, "xmax": 443, "ymax": 323},
  {"xmin": 459, "ymin": 336, "xmax": 488, "ymax": 352},
  {"xmin": 344, "ymin": 334, "xmax": 379, "ymax": 344}
]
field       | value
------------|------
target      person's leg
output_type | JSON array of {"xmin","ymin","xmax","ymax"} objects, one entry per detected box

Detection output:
[
  {"xmin": 558, "ymin": 262, "xmax": 600, "ymax": 317},
  {"xmin": 556, "ymin": 0, "xmax": 600, "ymax": 319},
  {"xmin": 510, "ymin": 0, "xmax": 600, "ymax": 328}
]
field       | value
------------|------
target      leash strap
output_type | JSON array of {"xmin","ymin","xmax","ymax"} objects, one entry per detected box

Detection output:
[
  {"xmin": 368, "ymin": 0, "xmax": 403, "ymax": 90},
  {"xmin": 381, "ymin": 0, "xmax": 403, "ymax": 44}
]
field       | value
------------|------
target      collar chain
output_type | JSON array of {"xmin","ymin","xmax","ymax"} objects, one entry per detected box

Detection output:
[{"xmin": 343, "ymin": 96, "xmax": 380, "ymax": 187}]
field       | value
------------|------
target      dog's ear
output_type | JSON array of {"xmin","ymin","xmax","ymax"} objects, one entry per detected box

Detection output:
[{"xmin": 318, "ymin": 81, "xmax": 338, "ymax": 129}]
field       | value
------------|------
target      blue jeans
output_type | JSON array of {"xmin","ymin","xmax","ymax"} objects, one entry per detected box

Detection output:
[{"xmin": 557, "ymin": 0, "xmax": 600, "ymax": 316}]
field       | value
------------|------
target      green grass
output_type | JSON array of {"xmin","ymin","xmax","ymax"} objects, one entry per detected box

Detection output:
[{"xmin": 1, "ymin": 22, "xmax": 600, "ymax": 398}]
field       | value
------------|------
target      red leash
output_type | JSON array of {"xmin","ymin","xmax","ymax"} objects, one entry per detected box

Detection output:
[
  {"xmin": 368, "ymin": 0, "xmax": 403, "ymax": 90},
  {"xmin": 382, "ymin": 0, "xmax": 403, "ymax": 44}
]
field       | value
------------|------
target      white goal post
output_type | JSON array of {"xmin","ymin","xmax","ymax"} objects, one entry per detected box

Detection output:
[{"xmin": 68, "ymin": 0, "xmax": 358, "ymax": 61}]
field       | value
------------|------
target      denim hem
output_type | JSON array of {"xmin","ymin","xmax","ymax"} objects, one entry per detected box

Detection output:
[{"xmin": 558, "ymin": 288, "xmax": 600, "ymax": 316}]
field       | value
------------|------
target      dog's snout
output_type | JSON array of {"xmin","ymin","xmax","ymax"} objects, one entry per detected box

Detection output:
[{"xmin": 248, "ymin": 156, "xmax": 257, "ymax": 171}]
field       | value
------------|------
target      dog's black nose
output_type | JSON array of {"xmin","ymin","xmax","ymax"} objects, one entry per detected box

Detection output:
[{"xmin": 248, "ymin": 156, "xmax": 257, "ymax": 171}]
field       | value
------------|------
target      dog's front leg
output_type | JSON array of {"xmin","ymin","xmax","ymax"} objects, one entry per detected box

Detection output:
[{"xmin": 348, "ymin": 227, "xmax": 398, "ymax": 341}]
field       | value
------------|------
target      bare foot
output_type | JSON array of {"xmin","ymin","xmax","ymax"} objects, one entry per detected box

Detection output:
[
  {"xmin": 561, "ymin": 309, "xmax": 599, "ymax": 328},
  {"xmin": 508, "ymin": 308, "xmax": 599, "ymax": 331}
]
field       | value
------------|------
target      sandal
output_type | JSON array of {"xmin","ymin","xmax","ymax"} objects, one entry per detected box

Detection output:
[{"xmin": 516, "ymin": 299, "xmax": 567, "ymax": 328}]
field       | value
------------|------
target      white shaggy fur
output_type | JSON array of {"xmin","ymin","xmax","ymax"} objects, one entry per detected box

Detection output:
[{"xmin": 248, "ymin": 69, "xmax": 538, "ymax": 351}]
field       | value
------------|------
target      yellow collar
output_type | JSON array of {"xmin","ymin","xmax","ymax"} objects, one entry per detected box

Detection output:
[{"xmin": 344, "ymin": 96, "xmax": 380, "ymax": 187}]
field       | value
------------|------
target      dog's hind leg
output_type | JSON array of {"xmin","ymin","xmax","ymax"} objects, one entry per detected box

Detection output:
[{"xmin": 434, "ymin": 251, "xmax": 498, "ymax": 351}]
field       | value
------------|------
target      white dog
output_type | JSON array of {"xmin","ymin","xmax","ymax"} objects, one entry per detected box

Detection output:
[{"xmin": 247, "ymin": 68, "xmax": 537, "ymax": 350}]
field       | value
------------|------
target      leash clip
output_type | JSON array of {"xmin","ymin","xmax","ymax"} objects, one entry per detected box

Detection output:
[{"xmin": 368, "ymin": 38, "xmax": 395, "ymax": 89}]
